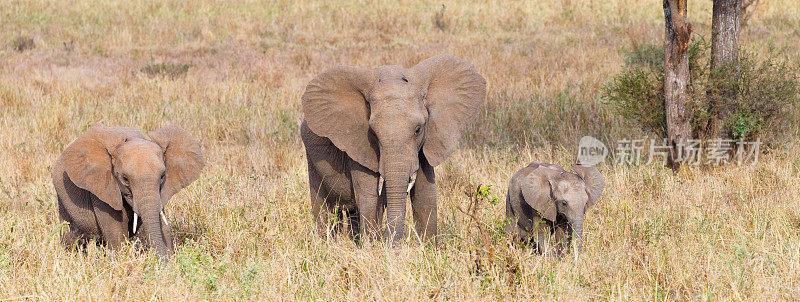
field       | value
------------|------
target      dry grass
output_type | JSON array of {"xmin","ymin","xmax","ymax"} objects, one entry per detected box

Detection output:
[{"xmin": 1, "ymin": 0, "xmax": 799, "ymax": 299}]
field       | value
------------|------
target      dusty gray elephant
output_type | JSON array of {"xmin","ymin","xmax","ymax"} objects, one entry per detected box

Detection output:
[
  {"xmin": 505, "ymin": 162, "xmax": 604, "ymax": 255},
  {"xmin": 53, "ymin": 123, "xmax": 204, "ymax": 260},
  {"xmin": 301, "ymin": 54, "xmax": 486, "ymax": 244}
]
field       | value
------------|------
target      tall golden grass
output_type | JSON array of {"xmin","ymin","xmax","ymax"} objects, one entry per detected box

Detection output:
[{"xmin": 1, "ymin": 0, "xmax": 799, "ymax": 299}]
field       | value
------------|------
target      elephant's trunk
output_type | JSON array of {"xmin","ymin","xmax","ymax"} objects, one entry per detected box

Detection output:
[
  {"xmin": 383, "ymin": 163, "xmax": 410, "ymax": 245},
  {"xmin": 569, "ymin": 217, "xmax": 584, "ymax": 256},
  {"xmin": 136, "ymin": 194, "xmax": 171, "ymax": 261}
]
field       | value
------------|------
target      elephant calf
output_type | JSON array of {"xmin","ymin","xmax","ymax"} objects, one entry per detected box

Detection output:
[
  {"xmin": 53, "ymin": 123, "xmax": 204, "ymax": 260},
  {"xmin": 505, "ymin": 162, "xmax": 604, "ymax": 255}
]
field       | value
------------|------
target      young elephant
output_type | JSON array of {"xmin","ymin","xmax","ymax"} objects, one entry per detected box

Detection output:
[
  {"xmin": 505, "ymin": 162, "xmax": 604, "ymax": 255},
  {"xmin": 301, "ymin": 54, "xmax": 486, "ymax": 244},
  {"xmin": 53, "ymin": 123, "xmax": 204, "ymax": 260}
]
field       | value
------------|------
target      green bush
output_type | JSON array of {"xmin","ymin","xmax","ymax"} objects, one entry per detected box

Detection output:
[
  {"xmin": 730, "ymin": 55, "xmax": 800, "ymax": 142},
  {"xmin": 12, "ymin": 35, "xmax": 34, "ymax": 52},
  {"xmin": 602, "ymin": 68, "xmax": 665, "ymax": 136},
  {"xmin": 604, "ymin": 40, "xmax": 706, "ymax": 138},
  {"xmin": 176, "ymin": 241, "xmax": 223, "ymax": 294},
  {"xmin": 604, "ymin": 39, "xmax": 800, "ymax": 144},
  {"xmin": 729, "ymin": 112, "xmax": 761, "ymax": 141},
  {"xmin": 140, "ymin": 62, "xmax": 192, "ymax": 79}
]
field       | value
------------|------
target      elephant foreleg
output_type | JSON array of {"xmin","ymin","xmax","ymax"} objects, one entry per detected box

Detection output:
[
  {"xmin": 91, "ymin": 195, "xmax": 127, "ymax": 251},
  {"xmin": 530, "ymin": 217, "xmax": 553, "ymax": 255},
  {"xmin": 307, "ymin": 160, "xmax": 331, "ymax": 238},
  {"xmin": 349, "ymin": 159, "xmax": 381, "ymax": 242},
  {"xmin": 344, "ymin": 210, "xmax": 361, "ymax": 242},
  {"xmin": 505, "ymin": 193, "xmax": 529, "ymax": 242},
  {"xmin": 552, "ymin": 218, "xmax": 572, "ymax": 255},
  {"xmin": 60, "ymin": 227, "xmax": 88, "ymax": 251},
  {"xmin": 410, "ymin": 155, "xmax": 437, "ymax": 244}
]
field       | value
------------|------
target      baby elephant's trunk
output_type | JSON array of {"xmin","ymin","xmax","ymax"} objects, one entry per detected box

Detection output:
[
  {"xmin": 569, "ymin": 217, "xmax": 584, "ymax": 257},
  {"xmin": 136, "ymin": 193, "xmax": 172, "ymax": 262}
]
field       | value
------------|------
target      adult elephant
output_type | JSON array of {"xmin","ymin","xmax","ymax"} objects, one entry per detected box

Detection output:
[{"xmin": 301, "ymin": 54, "xmax": 486, "ymax": 244}]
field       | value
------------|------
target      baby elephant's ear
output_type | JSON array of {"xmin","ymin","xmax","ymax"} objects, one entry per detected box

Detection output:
[
  {"xmin": 149, "ymin": 125, "xmax": 205, "ymax": 205},
  {"xmin": 61, "ymin": 123, "xmax": 126, "ymax": 211},
  {"xmin": 519, "ymin": 166, "xmax": 562, "ymax": 221},
  {"xmin": 572, "ymin": 165, "xmax": 604, "ymax": 207}
]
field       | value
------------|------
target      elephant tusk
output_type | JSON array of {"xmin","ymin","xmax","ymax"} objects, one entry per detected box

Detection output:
[
  {"xmin": 378, "ymin": 175, "xmax": 384, "ymax": 196},
  {"xmin": 132, "ymin": 213, "xmax": 138, "ymax": 234},
  {"xmin": 161, "ymin": 210, "xmax": 169, "ymax": 226},
  {"xmin": 407, "ymin": 172, "xmax": 417, "ymax": 194}
]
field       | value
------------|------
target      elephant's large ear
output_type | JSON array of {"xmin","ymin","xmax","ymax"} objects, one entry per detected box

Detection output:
[
  {"xmin": 519, "ymin": 166, "xmax": 562, "ymax": 221},
  {"xmin": 412, "ymin": 54, "xmax": 486, "ymax": 167},
  {"xmin": 149, "ymin": 125, "xmax": 205, "ymax": 205},
  {"xmin": 61, "ymin": 123, "xmax": 126, "ymax": 211},
  {"xmin": 572, "ymin": 165, "xmax": 604, "ymax": 207},
  {"xmin": 302, "ymin": 66, "xmax": 379, "ymax": 171}
]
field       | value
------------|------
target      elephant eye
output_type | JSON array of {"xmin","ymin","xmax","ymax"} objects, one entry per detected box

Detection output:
[
  {"xmin": 560, "ymin": 200, "xmax": 567, "ymax": 207},
  {"xmin": 121, "ymin": 175, "xmax": 129, "ymax": 184},
  {"xmin": 401, "ymin": 76, "xmax": 408, "ymax": 83},
  {"xmin": 414, "ymin": 125, "xmax": 421, "ymax": 135}
]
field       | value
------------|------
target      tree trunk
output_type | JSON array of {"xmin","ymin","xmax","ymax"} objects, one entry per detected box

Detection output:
[
  {"xmin": 663, "ymin": 0, "xmax": 693, "ymax": 170},
  {"xmin": 707, "ymin": 0, "xmax": 741, "ymax": 138}
]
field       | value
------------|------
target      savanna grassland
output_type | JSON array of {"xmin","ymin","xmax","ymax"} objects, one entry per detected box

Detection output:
[{"xmin": 2, "ymin": 0, "xmax": 800, "ymax": 300}]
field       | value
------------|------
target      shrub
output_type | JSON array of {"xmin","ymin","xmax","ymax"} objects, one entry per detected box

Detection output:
[
  {"xmin": 176, "ymin": 241, "xmax": 222, "ymax": 294},
  {"xmin": 602, "ymin": 68, "xmax": 665, "ymax": 136},
  {"xmin": 604, "ymin": 40, "xmax": 706, "ymax": 138},
  {"xmin": 729, "ymin": 111, "xmax": 762, "ymax": 141},
  {"xmin": 140, "ymin": 62, "xmax": 192, "ymax": 79},
  {"xmin": 604, "ymin": 39, "xmax": 800, "ymax": 145},
  {"xmin": 699, "ymin": 53, "xmax": 800, "ymax": 142},
  {"xmin": 12, "ymin": 35, "xmax": 34, "ymax": 52},
  {"xmin": 730, "ymin": 55, "xmax": 800, "ymax": 142}
]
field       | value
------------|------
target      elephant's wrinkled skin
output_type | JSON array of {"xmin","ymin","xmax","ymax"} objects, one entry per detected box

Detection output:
[
  {"xmin": 53, "ymin": 123, "xmax": 204, "ymax": 260},
  {"xmin": 301, "ymin": 54, "xmax": 486, "ymax": 244},
  {"xmin": 505, "ymin": 162, "xmax": 604, "ymax": 255}
]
